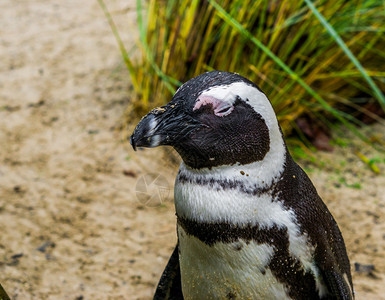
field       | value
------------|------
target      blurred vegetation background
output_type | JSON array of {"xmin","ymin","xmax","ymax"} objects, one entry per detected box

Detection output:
[{"xmin": 100, "ymin": 0, "xmax": 385, "ymax": 152}]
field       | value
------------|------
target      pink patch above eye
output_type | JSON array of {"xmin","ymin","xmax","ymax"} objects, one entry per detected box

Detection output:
[{"xmin": 193, "ymin": 95, "xmax": 234, "ymax": 117}]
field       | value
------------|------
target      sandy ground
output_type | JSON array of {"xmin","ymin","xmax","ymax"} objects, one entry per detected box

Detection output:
[{"xmin": 0, "ymin": 1, "xmax": 384, "ymax": 299}]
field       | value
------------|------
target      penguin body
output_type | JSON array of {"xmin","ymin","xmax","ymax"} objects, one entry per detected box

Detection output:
[{"xmin": 130, "ymin": 71, "xmax": 354, "ymax": 299}]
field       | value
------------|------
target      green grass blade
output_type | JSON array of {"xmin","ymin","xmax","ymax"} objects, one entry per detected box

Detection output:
[
  {"xmin": 304, "ymin": 0, "xmax": 385, "ymax": 111},
  {"xmin": 136, "ymin": 0, "xmax": 181, "ymax": 92},
  {"xmin": 207, "ymin": 0, "xmax": 369, "ymax": 142},
  {"xmin": 97, "ymin": 0, "xmax": 140, "ymax": 93}
]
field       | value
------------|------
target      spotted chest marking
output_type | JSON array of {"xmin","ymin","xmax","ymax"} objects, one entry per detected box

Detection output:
[
  {"xmin": 178, "ymin": 226, "xmax": 291, "ymax": 300},
  {"xmin": 174, "ymin": 166, "xmax": 329, "ymax": 298},
  {"xmin": 177, "ymin": 218, "xmax": 329, "ymax": 299}
]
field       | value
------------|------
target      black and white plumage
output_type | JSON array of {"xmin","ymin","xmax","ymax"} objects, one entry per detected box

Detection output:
[{"xmin": 130, "ymin": 71, "xmax": 354, "ymax": 300}]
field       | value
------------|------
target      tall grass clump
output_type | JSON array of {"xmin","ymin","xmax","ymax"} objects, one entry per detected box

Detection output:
[{"xmin": 100, "ymin": 0, "xmax": 385, "ymax": 143}]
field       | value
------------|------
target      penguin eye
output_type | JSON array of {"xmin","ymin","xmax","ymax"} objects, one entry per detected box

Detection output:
[
  {"xmin": 193, "ymin": 95, "xmax": 234, "ymax": 117},
  {"xmin": 213, "ymin": 103, "xmax": 234, "ymax": 117}
]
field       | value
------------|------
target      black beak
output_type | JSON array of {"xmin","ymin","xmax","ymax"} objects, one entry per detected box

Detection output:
[
  {"xmin": 129, "ymin": 113, "xmax": 158, "ymax": 151},
  {"xmin": 130, "ymin": 103, "xmax": 203, "ymax": 151}
]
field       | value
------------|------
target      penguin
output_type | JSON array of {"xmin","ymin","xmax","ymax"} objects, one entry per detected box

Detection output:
[
  {"xmin": 130, "ymin": 71, "xmax": 354, "ymax": 300},
  {"xmin": 0, "ymin": 282, "xmax": 10, "ymax": 300}
]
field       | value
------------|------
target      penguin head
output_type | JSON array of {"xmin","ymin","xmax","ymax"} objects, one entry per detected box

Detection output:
[{"xmin": 130, "ymin": 71, "xmax": 285, "ymax": 169}]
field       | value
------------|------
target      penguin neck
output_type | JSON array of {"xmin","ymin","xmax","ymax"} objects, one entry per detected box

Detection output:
[
  {"xmin": 178, "ymin": 126, "xmax": 287, "ymax": 190},
  {"xmin": 174, "ymin": 129, "xmax": 288, "ymax": 226}
]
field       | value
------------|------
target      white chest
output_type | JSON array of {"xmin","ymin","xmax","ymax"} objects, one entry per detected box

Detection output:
[
  {"xmin": 174, "ymin": 166, "xmax": 329, "ymax": 299},
  {"xmin": 178, "ymin": 226, "xmax": 290, "ymax": 300}
]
